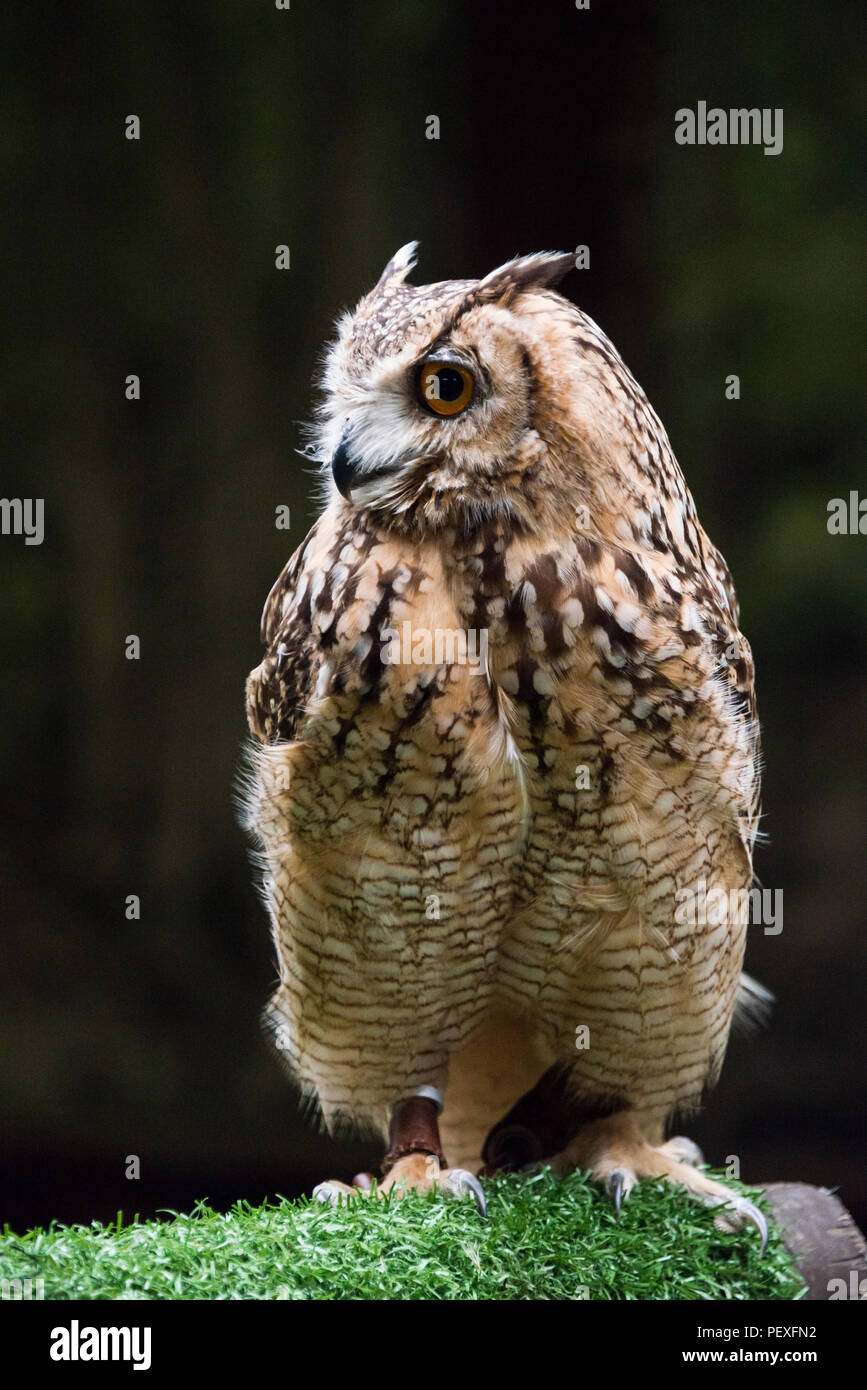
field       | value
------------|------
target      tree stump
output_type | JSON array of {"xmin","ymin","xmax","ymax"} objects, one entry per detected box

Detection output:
[{"xmin": 762, "ymin": 1183, "xmax": 867, "ymax": 1300}]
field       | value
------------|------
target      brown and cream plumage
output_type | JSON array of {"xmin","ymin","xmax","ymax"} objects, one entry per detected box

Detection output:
[{"xmin": 243, "ymin": 244, "xmax": 767, "ymax": 1236}]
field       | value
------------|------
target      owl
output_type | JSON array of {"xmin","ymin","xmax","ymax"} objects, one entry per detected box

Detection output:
[{"xmin": 243, "ymin": 243, "xmax": 768, "ymax": 1242}]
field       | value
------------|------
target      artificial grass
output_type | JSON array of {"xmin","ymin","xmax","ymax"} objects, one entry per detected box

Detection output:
[{"xmin": 0, "ymin": 1169, "xmax": 805, "ymax": 1301}]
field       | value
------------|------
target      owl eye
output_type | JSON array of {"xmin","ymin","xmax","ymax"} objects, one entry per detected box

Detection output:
[{"xmin": 418, "ymin": 360, "xmax": 475, "ymax": 416}]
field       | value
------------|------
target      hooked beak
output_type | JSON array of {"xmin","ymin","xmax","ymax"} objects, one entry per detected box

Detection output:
[
  {"xmin": 331, "ymin": 432, "xmax": 359, "ymax": 501},
  {"xmin": 331, "ymin": 431, "xmax": 405, "ymax": 504}
]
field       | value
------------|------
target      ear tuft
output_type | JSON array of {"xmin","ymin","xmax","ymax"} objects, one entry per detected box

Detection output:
[
  {"xmin": 476, "ymin": 251, "xmax": 574, "ymax": 305},
  {"xmin": 374, "ymin": 241, "xmax": 419, "ymax": 290}
]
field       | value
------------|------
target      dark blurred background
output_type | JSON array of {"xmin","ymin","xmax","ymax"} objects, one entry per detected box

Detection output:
[{"xmin": 2, "ymin": 0, "xmax": 865, "ymax": 1234}]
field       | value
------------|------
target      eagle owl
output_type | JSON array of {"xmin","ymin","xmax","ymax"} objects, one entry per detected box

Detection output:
[{"xmin": 244, "ymin": 244, "xmax": 767, "ymax": 1241}]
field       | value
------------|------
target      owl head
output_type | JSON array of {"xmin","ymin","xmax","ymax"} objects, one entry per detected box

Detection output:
[{"xmin": 312, "ymin": 243, "xmax": 678, "ymax": 541}]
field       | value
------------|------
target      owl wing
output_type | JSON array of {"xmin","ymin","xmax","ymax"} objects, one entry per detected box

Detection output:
[
  {"xmin": 246, "ymin": 519, "xmax": 333, "ymax": 745},
  {"xmin": 244, "ymin": 507, "xmax": 521, "ymax": 1131},
  {"xmin": 483, "ymin": 527, "xmax": 761, "ymax": 1108}
]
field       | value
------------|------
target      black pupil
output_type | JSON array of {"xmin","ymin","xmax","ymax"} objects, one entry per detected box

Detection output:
[{"xmin": 435, "ymin": 367, "xmax": 465, "ymax": 402}]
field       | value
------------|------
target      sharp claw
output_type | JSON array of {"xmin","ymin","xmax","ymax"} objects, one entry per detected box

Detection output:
[
  {"xmin": 312, "ymin": 1182, "xmax": 350, "ymax": 1208},
  {"xmin": 741, "ymin": 1199, "xmax": 768, "ymax": 1255},
  {"xmin": 444, "ymin": 1168, "xmax": 488, "ymax": 1217},
  {"xmin": 312, "ymin": 1182, "xmax": 338, "ymax": 1206},
  {"xmin": 713, "ymin": 1196, "xmax": 769, "ymax": 1254},
  {"xmin": 609, "ymin": 1169, "xmax": 626, "ymax": 1215}
]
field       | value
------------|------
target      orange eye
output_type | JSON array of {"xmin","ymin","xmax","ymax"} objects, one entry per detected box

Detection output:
[{"xmin": 418, "ymin": 360, "xmax": 475, "ymax": 416}]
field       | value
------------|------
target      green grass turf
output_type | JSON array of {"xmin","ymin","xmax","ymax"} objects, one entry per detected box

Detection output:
[{"xmin": 0, "ymin": 1169, "xmax": 806, "ymax": 1301}]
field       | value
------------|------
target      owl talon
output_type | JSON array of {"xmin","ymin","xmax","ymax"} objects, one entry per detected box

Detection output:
[
  {"xmin": 744, "ymin": 1201, "xmax": 769, "ymax": 1255},
  {"xmin": 546, "ymin": 1113, "xmax": 770, "ymax": 1252},
  {"xmin": 316, "ymin": 1154, "xmax": 487, "ymax": 1214},
  {"xmin": 712, "ymin": 1196, "xmax": 768, "ymax": 1254},
  {"xmin": 312, "ymin": 1180, "xmax": 360, "ymax": 1207},
  {"xmin": 605, "ymin": 1168, "xmax": 634, "ymax": 1214},
  {"xmin": 443, "ymin": 1168, "xmax": 488, "ymax": 1217}
]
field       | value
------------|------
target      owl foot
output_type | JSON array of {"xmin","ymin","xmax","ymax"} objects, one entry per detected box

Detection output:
[
  {"xmin": 547, "ymin": 1111, "xmax": 767, "ymax": 1252},
  {"xmin": 313, "ymin": 1154, "xmax": 486, "ymax": 1214},
  {"xmin": 312, "ymin": 1087, "xmax": 487, "ymax": 1215},
  {"xmin": 384, "ymin": 1153, "xmax": 487, "ymax": 1213}
]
